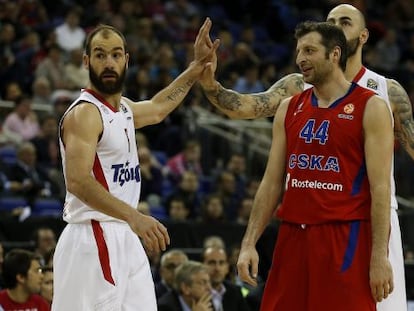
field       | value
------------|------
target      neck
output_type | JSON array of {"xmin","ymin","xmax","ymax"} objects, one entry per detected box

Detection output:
[
  {"xmin": 212, "ymin": 282, "xmax": 224, "ymax": 292},
  {"xmin": 182, "ymin": 294, "xmax": 193, "ymax": 307},
  {"xmin": 313, "ymin": 71, "xmax": 351, "ymax": 108},
  {"xmin": 344, "ymin": 52, "xmax": 363, "ymax": 82},
  {"xmin": 87, "ymin": 85, "xmax": 122, "ymax": 110},
  {"xmin": 7, "ymin": 288, "xmax": 30, "ymax": 304}
]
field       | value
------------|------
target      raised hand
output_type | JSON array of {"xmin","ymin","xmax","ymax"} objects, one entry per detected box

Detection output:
[
  {"xmin": 192, "ymin": 291, "xmax": 214, "ymax": 311},
  {"xmin": 194, "ymin": 18, "xmax": 219, "ymax": 62}
]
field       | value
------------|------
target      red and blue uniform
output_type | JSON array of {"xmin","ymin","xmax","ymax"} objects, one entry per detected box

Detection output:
[{"xmin": 261, "ymin": 83, "xmax": 378, "ymax": 311}]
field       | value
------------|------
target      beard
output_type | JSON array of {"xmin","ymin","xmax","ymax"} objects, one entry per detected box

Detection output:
[
  {"xmin": 346, "ymin": 37, "xmax": 360, "ymax": 57},
  {"xmin": 89, "ymin": 65, "xmax": 126, "ymax": 95}
]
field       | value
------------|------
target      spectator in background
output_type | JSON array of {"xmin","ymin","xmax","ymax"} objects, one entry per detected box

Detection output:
[
  {"xmin": 30, "ymin": 114, "xmax": 64, "ymax": 201},
  {"xmin": 0, "ymin": 249, "xmax": 50, "ymax": 311},
  {"xmin": 43, "ymin": 248, "xmax": 54, "ymax": 269},
  {"xmin": 157, "ymin": 260, "xmax": 213, "ymax": 311},
  {"xmin": 138, "ymin": 145, "xmax": 164, "ymax": 202},
  {"xmin": 39, "ymin": 267, "xmax": 53, "ymax": 306},
  {"xmin": 31, "ymin": 227, "xmax": 56, "ymax": 266},
  {"xmin": 199, "ymin": 194, "xmax": 226, "ymax": 224},
  {"xmin": 372, "ymin": 28, "xmax": 401, "ymax": 73},
  {"xmin": 3, "ymin": 95, "xmax": 39, "ymax": 141},
  {"xmin": 203, "ymin": 236, "xmax": 226, "ymax": 250},
  {"xmin": 236, "ymin": 197, "xmax": 253, "ymax": 225},
  {"xmin": 50, "ymin": 90, "xmax": 74, "ymax": 121},
  {"xmin": 225, "ymin": 153, "xmax": 247, "ymax": 197},
  {"xmin": 166, "ymin": 171, "xmax": 202, "ymax": 219},
  {"xmin": 202, "ymin": 246, "xmax": 251, "ymax": 311},
  {"xmin": 7, "ymin": 142, "xmax": 59, "ymax": 206},
  {"xmin": 54, "ymin": 7, "xmax": 86, "ymax": 54},
  {"xmin": 18, "ymin": 0, "xmax": 49, "ymax": 29},
  {"xmin": 35, "ymin": 44, "xmax": 69, "ymax": 90},
  {"xmin": 2, "ymin": 81, "xmax": 22, "ymax": 102},
  {"xmin": 155, "ymin": 249, "xmax": 189, "ymax": 299},
  {"xmin": 167, "ymin": 196, "xmax": 190, "ymax": 222},
  {"xmin": 166, "ymin": 140, "xmax": 203, "ymax": 182},
  {"xmin": 233, "ymin": 64, "xmax": 264, "ymax": 94},
  {"xmin": 125, "ymin": 67, "xmax": 155, "ymax": 101},
  {"xmin": 213, "ymin": 171, "xmax": 242, "ymax": 221},
  {"xmin": 220, "ymin": 42, "xmax": 260, "ymax": 88},
  {"xmin": 0, "ymin": 23, "xmax": 18, "ymax": 88},
  {"xmin": 245, "ymin": 179, "xmax": 260, "ymax": 199},
  {"xmin": 30, "ymin": 114, "xmax": 59, "ymax": 171},
  {"xmin": 64, "ymin": 48, "xmax": 88, "ymax": 90},
  {"xmin": 31, "ymin": 77, "xmax": 52, "ymax": 108}
]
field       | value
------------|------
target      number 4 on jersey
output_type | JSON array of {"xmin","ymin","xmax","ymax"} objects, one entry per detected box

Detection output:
[{"xmin": 299, "ymin": 119, "xmax": 330, "ymax": 144}]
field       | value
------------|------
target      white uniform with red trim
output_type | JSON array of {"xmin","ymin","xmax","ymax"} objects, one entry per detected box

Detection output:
[
  {"xmin": 52, "ymin": 89, "xmax": 156, "ymax": 311},
  {"xmin": 352, "ymin": 67, "xmax": 407, "ymax": 311}
]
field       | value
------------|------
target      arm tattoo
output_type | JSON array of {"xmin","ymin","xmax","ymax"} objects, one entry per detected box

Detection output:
[
  {"xmin": 216, "ymin": 88, "xmax": 242, "ymax": 111},
  {"xmin": 166, "ymin": 79, "xmax": 194, "ymax": 101},
  {"xmin": 253, "ymin": 94, "xmax": 274, "ymax": 117},
  {"xmin": 204, "ymin": 73, "xmax": 304, "ymax": 118},
  {"xmin": 388, "ymin": 79, "xmax": 414, "ymax": 156}
]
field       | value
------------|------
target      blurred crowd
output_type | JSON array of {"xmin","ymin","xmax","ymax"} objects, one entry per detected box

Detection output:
[
  {"xmin": 0, "ymin": 0, "xmax": 414, "ymax": 309},
  {"xmin": 0, "ymin": 0, "xmax": 413, "ymax": 223}
]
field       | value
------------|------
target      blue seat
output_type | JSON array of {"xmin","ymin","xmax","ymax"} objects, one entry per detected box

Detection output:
[
  {"xmin": 150, "ymin": 205, "xmax": 168, "ymax": 221},
  {"xmin": 0, "ymin": 196, "xmax": 28, "ymax": 211},
  {"xmin": 161, "ymin": 178, "xmax": 175, "ymax": 197},
  {"xmin": 199, "ymin": 176, "xmax": 212, "ymax": 195},
  {"xmin": 0, "ymin": 146, "xmax": 17, "ymax": 165},
  {"xmin": 152, "ymin": 150, "xmax": 168, "ymax": 166},
  {"xmin": 31, "ymin": 198, "xmax": 62, "ymax": 217}
]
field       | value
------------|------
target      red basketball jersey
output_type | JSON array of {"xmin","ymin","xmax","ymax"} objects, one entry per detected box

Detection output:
[{"xmin": 277, "ymin": 83, "xmax": 377, "ymax": 224}]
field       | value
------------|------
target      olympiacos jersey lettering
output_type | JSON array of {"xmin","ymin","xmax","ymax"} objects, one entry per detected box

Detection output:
[
  {"xmin": 353, "ymin": 66, "xmax": 398, "ymax": 210},
  {"xmin": 277, "ymin": 83, "xmax": 376, "ymax": 224},
  {"xmin": 59, "ymin": 89, "xmax": 140, "ymax": 223}
]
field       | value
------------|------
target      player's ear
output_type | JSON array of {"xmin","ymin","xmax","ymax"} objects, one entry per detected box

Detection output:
[
  {"xmin": 332, "ymin": 46, "xmax": 341, "ymax": 61},
  {"xmin": 125, "ymin": 52, "xmax": 129, "ymax": 69},
  {"xmin": 360, "ymin": 28, "xmax": 369, "ymax": 45},
  {"xmin": 83, "ymin": 53, "xmax": 89, "ymax": 69}
]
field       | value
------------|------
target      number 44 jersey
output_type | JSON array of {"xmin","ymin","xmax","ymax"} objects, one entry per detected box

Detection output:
[{"xmin": 277, "ymin": 83, "xmax": 378, "ymax": 224}]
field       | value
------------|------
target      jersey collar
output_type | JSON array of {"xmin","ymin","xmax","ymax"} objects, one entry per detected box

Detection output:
[{"xmin": 83, "ymin": 89, "xmax": 118, "ymax": 113}]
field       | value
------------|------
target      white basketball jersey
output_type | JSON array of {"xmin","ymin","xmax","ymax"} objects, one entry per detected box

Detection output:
[
  {"xmin": 352, "ymin": 67, "xmax": 398, "ymax": 210},
  {"xmin": 59, "ymin": 89, "xmax": 141, "ymax": 223}
]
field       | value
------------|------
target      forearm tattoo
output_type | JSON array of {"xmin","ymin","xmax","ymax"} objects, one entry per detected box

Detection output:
[
  {"xmin": 204, "ymin": 73, "xmax": 304, "ymax": 118},
  {"xmin": 389, "ymin": 80, "xmax": 414, "ymax": 155},
  {"xmin": 166, "ymin": 79, "xmax": 194, "ymax": 101}
]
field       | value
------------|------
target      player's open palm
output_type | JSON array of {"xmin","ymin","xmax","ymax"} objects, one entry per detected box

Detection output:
[
  {"xmin": 369, "ymin": 255, "xmax": 394, "ymax": 302},
  {"xmin": 194, "ymin": 18, "xmax": 219, "ymax": 64},
  {"xmin": 237, "ymin": 246, "xmax": 259, "ymax": 287},
  {"xmin": 129, "ymin": 211, "xmax": 170, "ymax": 252}
]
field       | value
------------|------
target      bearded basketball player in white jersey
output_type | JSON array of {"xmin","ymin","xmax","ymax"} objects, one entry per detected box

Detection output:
[
  {"xmin": 198, "ymin": 4, "xmax": 414, "ymax": 310},
  {"xmin": 52, "ymin": 20, "xmax": 219, "ymax": 311}
]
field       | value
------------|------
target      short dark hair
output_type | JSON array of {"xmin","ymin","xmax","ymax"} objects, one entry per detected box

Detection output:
[
  {"xmin": 295, "ymin": 21, "xmax": 348, "ymax": 71},
  {"xmin": 2, "ymin": 249, "xmax": 40, "ymax": 289},
  {"xmin": 84, "ymin": 24, "xmax": 127, "ymax": 56}
]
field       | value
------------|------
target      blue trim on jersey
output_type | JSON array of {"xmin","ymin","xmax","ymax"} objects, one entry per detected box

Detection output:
[
  {"xmin": 351, "ymin": 163, "xmax": 367, "ymax": 195},
  {"xmin": 341, "ymin": 220, "xmax": 360, "ymax": 272},
  {"xmin": 311, "ymin": 82, "xmax": 358, "ymax": 108}
]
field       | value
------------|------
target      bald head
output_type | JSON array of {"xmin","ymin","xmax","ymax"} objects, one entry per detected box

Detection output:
[{"xmin": 327, "ymin": 4, "xmax": 366, "ymax": 30}]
